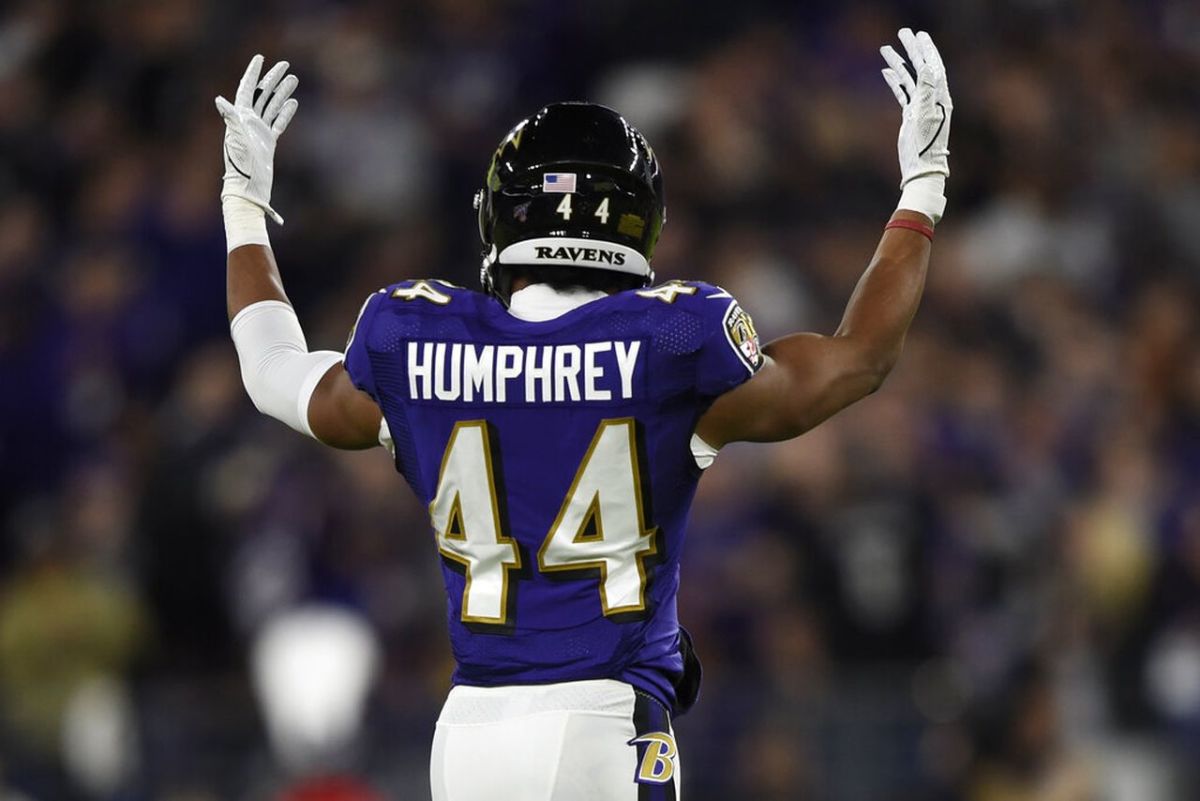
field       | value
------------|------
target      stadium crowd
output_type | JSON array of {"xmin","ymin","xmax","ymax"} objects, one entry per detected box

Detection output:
[{"xmin": 1, "ymin": 0, "xmax": 1199, "ymax": 799}]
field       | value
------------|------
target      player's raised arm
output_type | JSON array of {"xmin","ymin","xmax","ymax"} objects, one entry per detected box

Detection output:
[
  {"xmin": 696, "ymin": 28, "xmax": 951, "ymax": 447},
  {"xmin": 217, "ymin": 56, "xmax": 383, "ymax": 449}
]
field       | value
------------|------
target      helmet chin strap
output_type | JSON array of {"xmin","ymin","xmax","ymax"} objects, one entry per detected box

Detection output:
[{"xmin": 480, "ymin": 244, "xmax": 498, "ymax": 275}]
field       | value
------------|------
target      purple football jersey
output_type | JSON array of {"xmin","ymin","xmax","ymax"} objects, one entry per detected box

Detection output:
[{"xmin": 343, "ymin": 279, "xmax": 762, "ymax": 711}]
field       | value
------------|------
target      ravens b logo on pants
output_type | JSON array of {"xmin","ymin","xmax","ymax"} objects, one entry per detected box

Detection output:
[{"xmin": 628, "ymin": 732, "xmax": 677, "ymax": 784}]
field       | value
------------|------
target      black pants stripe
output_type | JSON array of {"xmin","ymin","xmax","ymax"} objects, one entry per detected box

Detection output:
[{"xmin": 632, "ymin": 690, "xmax": 678, "ymax": 801}]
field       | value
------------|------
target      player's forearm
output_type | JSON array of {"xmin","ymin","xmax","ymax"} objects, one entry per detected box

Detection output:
[
  {"xmin": 747, "ymin": 211, "xmax": 930, "ymax": 437},
  {"xmin": 224, "ymin": 232, "xmax": 345, "ymax": 440},
  {"xmin": 227, "ymin": 243, "xmax": 289, "ymax": 320},
  {"xmin": 223, "ymin": 216, "xmax": 382, "ymax": 447},
  {"xmin": 831, "ymin": 208, "xmax": 932, "ymax": 386}
]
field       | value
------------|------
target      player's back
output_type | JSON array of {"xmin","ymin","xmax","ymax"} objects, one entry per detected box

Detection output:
[{"xmin": 343, "ymin": 278, "xmax": 761, "ymax": 711}]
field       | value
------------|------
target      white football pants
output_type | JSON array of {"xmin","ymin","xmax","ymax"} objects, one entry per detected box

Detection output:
[{"xmin": 430, "ymin": 679, "xmax": 681, "ymax": 801}]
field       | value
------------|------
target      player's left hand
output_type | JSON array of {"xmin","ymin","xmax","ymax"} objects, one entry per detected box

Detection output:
[
  {"xmin": 215, "ymin": 55, "xmax": 298, "ymax": 225},
  {"xmin": 880, "ymin": 29, "xmax": 951, "ymax": 223}
]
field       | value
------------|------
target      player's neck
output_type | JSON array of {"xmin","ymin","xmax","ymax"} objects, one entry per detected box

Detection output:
[{"xmin": 508, "ymin": 284, "xmax": 608, "ymax": 322}]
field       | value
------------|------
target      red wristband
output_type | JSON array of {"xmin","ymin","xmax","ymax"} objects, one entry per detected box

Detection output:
[{"xmin": 885, "ymin": 219, "xmax": 935, "ymax": 241}]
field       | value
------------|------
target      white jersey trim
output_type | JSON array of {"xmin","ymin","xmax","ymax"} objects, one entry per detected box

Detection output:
[
  {"xmin": 379, "ymin": 418, "xmax": 395, "ymax": 457},
  {"xmin": 690, "ymin": 433, "xmax": 719, "ymax": 470}
]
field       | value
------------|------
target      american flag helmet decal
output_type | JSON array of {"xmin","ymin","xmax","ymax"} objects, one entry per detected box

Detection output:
[{"xmin": 542, "ymin": 172, "xmax": 577, "ymax": 193}]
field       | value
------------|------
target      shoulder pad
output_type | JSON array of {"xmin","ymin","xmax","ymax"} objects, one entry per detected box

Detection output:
[
  {"xmin": 633, "ymin": 280, "xmax": 763, "ymax": 374},
  {"xmin": 383, "ymin": 279, "xmax": 471, "ymax": 307},
  {"xmin": 633, "ymin": 280, "xmax": 733, "ymax": 306}
]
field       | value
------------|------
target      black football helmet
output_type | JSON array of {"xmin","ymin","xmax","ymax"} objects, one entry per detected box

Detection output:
[{"xmin": 476, "ymin": 102, "xmax": 665, "ymax": 304}]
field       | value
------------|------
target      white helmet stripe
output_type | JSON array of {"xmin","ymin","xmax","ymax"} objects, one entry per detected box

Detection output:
[{"xmin": 497, "ymin": 237, "xmax": 651, "ymax": 278}]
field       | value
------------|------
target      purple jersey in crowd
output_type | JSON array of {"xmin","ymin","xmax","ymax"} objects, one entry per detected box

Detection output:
[{"xmin": 343, "ymin": 279, "xmax": 762, "ymax": 711}]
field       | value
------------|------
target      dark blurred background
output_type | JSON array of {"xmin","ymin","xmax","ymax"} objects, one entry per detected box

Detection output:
[{"xmin": 2, "ymin": 0, "xmax": 1200, "ymax": 799}]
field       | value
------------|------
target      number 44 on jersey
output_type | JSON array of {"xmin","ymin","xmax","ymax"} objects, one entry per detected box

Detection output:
[{"xmin": 431, "ymin": 418, "xmax": 658, "ymax": 629}]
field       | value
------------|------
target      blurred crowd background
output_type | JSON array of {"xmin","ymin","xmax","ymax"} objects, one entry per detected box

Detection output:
[{"xmin": 2, "ymin": 0, "xmax": 1200, "ymax": 799}]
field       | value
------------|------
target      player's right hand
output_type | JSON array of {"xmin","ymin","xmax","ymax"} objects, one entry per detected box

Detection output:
[
  {"xmin": 215, "ymin": 55, "xmax": 298, "ymax": 225},
  {"xmin": 880, "ymin": 29, "xmax": 951, "ymax": 223}
]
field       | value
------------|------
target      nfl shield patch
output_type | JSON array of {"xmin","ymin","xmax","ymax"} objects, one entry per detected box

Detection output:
[{"xmin": 723, "ymin": 301, "xmax": 763, "ymax": 372}]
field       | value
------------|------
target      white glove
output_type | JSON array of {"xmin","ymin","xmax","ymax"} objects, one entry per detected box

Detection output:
[
  {"xmin": 215, "ymin": 55, "xmax": 298, "ymax": 242},
  {"xmin": 880, "ymin": 29, "xmax": 951, "ymax": 223}
]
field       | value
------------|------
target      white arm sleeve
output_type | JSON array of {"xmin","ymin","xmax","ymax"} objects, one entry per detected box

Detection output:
[{"xmin": 230, "ymin": 300, "xmax": 343, "ymax": 438}]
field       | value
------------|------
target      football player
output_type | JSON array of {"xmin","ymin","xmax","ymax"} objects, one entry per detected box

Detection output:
[{"xmin": 216, "ymin": 28, "xmax": 951, "ymax": 801}]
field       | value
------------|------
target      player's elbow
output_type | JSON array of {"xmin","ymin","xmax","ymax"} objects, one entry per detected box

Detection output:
[
  {"xmin": 239, "ymin": 353, "xmax": 288, "ymax": 418},
  {"xmin": 874, "ymin": 344, "xmax": 907, "ymax": 388},
  {"xmin": 863, "ymin": 355, "xmax": 896, "ymax": 394},
  {"xmin": 233, "ymin": 342, "xmax": 342, "ymax": 436},
  {"xmin": 850, "ymin": 341, "xmax": 903, "ymax": 397},
  {"xmin": 841, "ymin": 363, "xmax": 889, "ymax": 405}
]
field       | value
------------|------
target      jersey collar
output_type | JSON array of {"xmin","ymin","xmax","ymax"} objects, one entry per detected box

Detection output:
[{"xmin": 506, "ymin": 284, "xmax": 608, "ymax": 322}]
